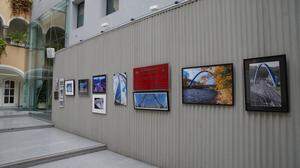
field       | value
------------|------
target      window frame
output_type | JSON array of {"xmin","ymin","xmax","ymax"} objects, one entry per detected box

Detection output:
[
  {"xmin": 106, "ymin": 0, "xmax": 119, "ymax": 15},
  {"xmin": 77, "ymin": 1, "xmax": 85, "ymax": 28}
]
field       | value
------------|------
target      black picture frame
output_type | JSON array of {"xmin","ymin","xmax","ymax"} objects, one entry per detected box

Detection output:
[
  {"xmin": 133, "ymin": 91, "xmax": 170, "ymax": 111},
  {"xmin": 243, "ymin": 54, "xmax": 289, "ymax": 112},
  {"xmin": 92, "ymin": 75, "xmax": 107, "ymax": 94},
  {"xmin": 65, "ymin": 79, "xmax": 75, "ymax": 96},
  {"xmin": 54, "ymin": 91, "xmax": 59, "ymax": 100},
  {"xmin": 181, "ymin": 63, "xmax": 234, "ymax": 106},
  {"xmin": 78, "ymin": 79, "xmax": 89, "ymax": 96}
]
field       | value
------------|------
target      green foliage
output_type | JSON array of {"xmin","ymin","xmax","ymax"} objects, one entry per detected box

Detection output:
[
  {"xmin": 10, "ymin": 0, "xmax": 32, "ymax": 15},
  {"xmin": 0, "ymin": 38, "xmax": 7, "ymax": 56},
  {"xmin": 8, "ymin": 31, "xmax": 28, "ymax": 45}
]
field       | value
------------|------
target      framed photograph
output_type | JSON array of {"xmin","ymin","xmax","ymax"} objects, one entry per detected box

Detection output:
[
  {"xmin": 59, "ymin": 78, "xmax": 64, "ymax": 108},
  {"xmin": 113, "ymin": 73, "xmax": 127, "ymax": 106},
  {"xmin": 54, "ymin": 91, "xmax": 59, "ymax": 100},
  {"xmin": 54, "ymin": 78, "xmax": 59, "ymax": 91},
  {"xmin": 244, "ymin": 55, "xmax": 288, "ymax": 112},
  {"xmin": 133, "ymin": 91, "xmax": 169, "ymax": 111},
  {"xmin": 92, "ymin": 75, "xmax": 106, "ymax": 93},
  {"xmin": 182, "ymin": 63, "xmax": 234, "ymax": 105},
  {"xmin": 92, "ymin": 94, "xmax": 106, "ymax": 114},
  {"xmin": 78, "ymin": 79, "xmax": 89, "ymax": 95},
  {"xmin": 65, "ymin": 80, "xmax": 75, "ymax": 96}
]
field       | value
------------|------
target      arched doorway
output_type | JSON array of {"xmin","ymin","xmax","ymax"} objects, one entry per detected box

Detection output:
[
  {"xmin": 0, "ymin": 65, "xmax": 25, "ymax": 108},
  {"xmin": 45, "ymin": 26, "xmax": 65, "ymax": 51}
]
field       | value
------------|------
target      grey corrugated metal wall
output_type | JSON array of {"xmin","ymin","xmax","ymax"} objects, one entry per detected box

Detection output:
[{"xmin": 53, "ymin": 0, "xmax": 300, "ymax": 167}]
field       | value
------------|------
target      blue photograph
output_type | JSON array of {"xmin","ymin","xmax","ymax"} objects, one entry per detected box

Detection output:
[
  {"xmin": 133, "ymin": 91, "xmax": 169, "ymax": 111},
  {"xmin": 113, "ymin": 73, "xmax": 127, "ymax": 106},
  {"xmin": 65, "ymin": 80, "xmax": 75, "ymax": 96},
  {"xmin": 93, "ymin": 75, "xmax": 106, "ymax": 93}
]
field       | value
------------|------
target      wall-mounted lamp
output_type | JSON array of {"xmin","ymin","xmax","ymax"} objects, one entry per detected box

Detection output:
[
  {"xmin": 149, "ymin": 5, "xmax": 159, "ymax": 11},
  {"xmin": 101, "ymin": 22, "xmax": 110, "ymax": 28}
]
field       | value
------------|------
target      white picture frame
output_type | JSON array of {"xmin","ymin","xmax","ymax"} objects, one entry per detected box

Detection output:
[
  {"xmin": 113, "ymin": 73, "xmax": 127, "ymax": 106},
  {"xmin": 59, "ymin": 78, "xmax": 65, "ymax": 108},
  {"xmin": 92, "ymin": 94, "xmax": 106, "ymax": 114},
  {"xmin": 65, "ymin": 80, "xmax": 75, "ymax": 96}
]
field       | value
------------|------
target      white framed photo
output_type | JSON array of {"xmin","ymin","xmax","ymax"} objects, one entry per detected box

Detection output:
[
  {"xmin": 92, "ymin": 94, "xmax": 106, "ymax": 114},
  {"xmin": 59, "ymin": 78, "xmax": 65, "ymax": 108},
  {"xmin": 65, "ymin": 80, "xmax": 75, "ymax": 96}
]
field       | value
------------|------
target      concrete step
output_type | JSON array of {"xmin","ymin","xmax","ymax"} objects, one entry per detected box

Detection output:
[
  {"xmin": 30, "ymin": 150, "xmax": 158, "ymax": 168},
  {"xmin": 0, "ymin": 116, "xmax": 54, "ymax": 133},
  {"xmin": 0, "ymin": 128, "xmax": 106, "ymax": 168}
]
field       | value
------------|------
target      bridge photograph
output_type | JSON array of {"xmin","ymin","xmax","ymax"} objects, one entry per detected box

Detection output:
[
  {"xmin": 133, "ymin": 91, "xmax": 169, "ymax": 111},
  {"xmin": 248, "ymin": 61, "xmax": 282, "ymax": 107},
  {"xmin": 182, "ymin": 64, "xmax": 233, "ymax": 105}
]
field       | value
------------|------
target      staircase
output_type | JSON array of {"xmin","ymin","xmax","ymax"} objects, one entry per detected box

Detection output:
[
  {"xmin": 0, "ymin": 111, "xmax": 156, "ymax": 168},
  {"xmin": 0, "ymin": 112, "xmax": 106, "ymax": 168}
]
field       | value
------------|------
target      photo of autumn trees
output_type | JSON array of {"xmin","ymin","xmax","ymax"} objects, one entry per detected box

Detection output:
[{"xmin": 182, "ymin": 64, "xmax": 233, "ymax": 105}]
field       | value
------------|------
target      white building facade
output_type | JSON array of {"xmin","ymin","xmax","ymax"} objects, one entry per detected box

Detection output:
[{"xmin": 67, "ymin": 0, "xmax": 181, "ymax": 46}]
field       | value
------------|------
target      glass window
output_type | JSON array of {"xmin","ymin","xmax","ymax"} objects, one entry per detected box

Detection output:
[
  {"xmin": 77, "ymin": 2, "xmax": 84, "ymax": 28},
  {"xmin": 10, "ymin": 89, "xmax": 14, "ymax": 96},
  {"xmin": 106, "ymin": 0, "xmax": 119, "ymax": 15},
  {"xmin": 3, "ymin": 80, "xmax": 15, "ymax": 104},
  {"xmin": 10, "ymin": 81, "xmax": 15, "ymax": 88},
  {"xmin": 4, "ymin": 89, "xmax": 9, "ymax": 95},
  {"xmin": 10, "ymin": 97, "xmax": 14, "ymax": 103},
  {"xmin": 4, "ymin": 97, "xmax": 8, "ymax": 103}
]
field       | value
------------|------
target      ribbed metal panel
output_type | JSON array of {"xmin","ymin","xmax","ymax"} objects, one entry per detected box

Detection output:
[{"xmin": 52, "ymin": 0, "xmax": 300, "ymax": 168}]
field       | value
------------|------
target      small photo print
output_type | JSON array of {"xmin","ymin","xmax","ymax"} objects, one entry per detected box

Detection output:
[
  {"xmin": 93, "ymin": 75, "xmax": 106, "ymax": 93},
  {"xmin": 78, "ymin": 79, "xmax": 89, "ymax": 95},
  {"xmin": 133, "ymin": 91, "xmax": 169, "ymax": 111},
  {"xmin": 113, "ymin": 73, "xmax": 127, "ymax": 106},
  {"xmin": 65, "ymin": 80, "xmax": 75, "ymax": 96},
  {"xmin": 92, "ymin": 94, "xmax": 106, "ymax": 114}
]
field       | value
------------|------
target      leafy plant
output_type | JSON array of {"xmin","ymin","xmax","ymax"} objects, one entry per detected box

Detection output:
[
  {"xmin": 0, "ymin": 38, "xmax": 7, "ymax": 56},
  {"xmin": 7, "ymin": 31, "xmax": 28, "ymax": 45},
  {"xmin": 10, "ymin": 0, "xmax": 32, "ymax": 15}
]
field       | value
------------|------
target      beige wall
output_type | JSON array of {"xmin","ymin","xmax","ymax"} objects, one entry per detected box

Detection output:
[
  {"xmin": 0, "ymin": 0, "xmax": 30, "ymax": 26},
  {"xmin": 0, "ymin": 0, "xmax": 31, "ymax": 73},
  {"xmin": 0, "ymin": 45, "xmax": 28, "ymax": 72}
]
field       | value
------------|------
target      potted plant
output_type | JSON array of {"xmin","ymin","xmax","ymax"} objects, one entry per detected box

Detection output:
[{"xmin": 7, "ymin": 32, "xmax": 27, "ymax": 46}]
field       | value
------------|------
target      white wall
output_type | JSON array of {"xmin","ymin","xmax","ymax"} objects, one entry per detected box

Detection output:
[{"xmin": 68, "ymin": 0, "xmax": 179, "ymax": 46}]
